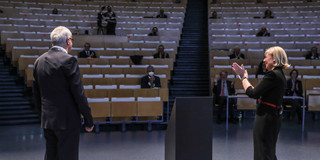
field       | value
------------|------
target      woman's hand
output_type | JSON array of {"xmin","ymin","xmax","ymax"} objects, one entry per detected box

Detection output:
[{"xmin": 232, "ymin": 63, "xmax": 246, "ymax": 78}]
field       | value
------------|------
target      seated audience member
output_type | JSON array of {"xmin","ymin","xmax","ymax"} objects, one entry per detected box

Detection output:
[
  {"xmin": 285, "ymin": 69, "xmax": 303, "ymax": 123},
  {"xmin": 257, "ymin": 0, "xmax": 263, "ymax": 3},
  {"xmin": 210, "ymin": 0, "xmax": 217, "ymax": 4},
  {"xmin": 305, "ymin": 47, "xmax": 319, "ymax": 60},
  {"xmin": 256, "ymin": 27, "xmax": 270, "ymax": 37},
  {"xmin": 148, "ymin": 27, "xmax": 159, "ymax": 36},
  {"xmin": 103, "ymin": 6, "xmax": 117, "ymax": 35},
  {"xmin": 52, "ymin": 8, "xmax": 58, "ymax": 14},
  {"xmin": 209, "ymin": 11, "xmax": 218, "ymax": 19},
  {"xmin": 307, "ymin": 0, "xmax": 313, "ymax": 2},
  {"xmin": 78, "ymin": 43, "xmax": 97, "ymax": 58},
  {"xmin": 156, "ymin": 9, "xmax": 167, "ymax": 18},
  {"xmin": 212, "ymin": 71, "xmax": 236, "ymax": 124},
  {"xmin": 141, "ymin": 66, "xmax": 161, "ymax": 88},
  {"xmin": 256, "ymin": 61, "xmax": 267, "ymax": 77},
  {"xmin": 229, "ymin": 46, "xmax": 245, "ymax": 59},
  {"xmin": 0, "ymin": 9, "xmax": 4, "ymax": 13},
  {"xmin": 153, "ymin": 45, "xmax": 169, "ymax": 58},
  {"xmin": 263, "ymin": 9, "xmax": 274, "ymax": 19}
]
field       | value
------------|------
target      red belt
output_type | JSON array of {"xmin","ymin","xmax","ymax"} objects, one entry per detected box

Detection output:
[{"xmin": 259, "ymin": 99, "xmax": 281, "ymax": 109}]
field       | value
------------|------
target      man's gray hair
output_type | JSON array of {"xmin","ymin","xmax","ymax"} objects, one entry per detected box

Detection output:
[
  {"xmin": 50, "ymin": 26, "xmax": 72, "ymax": 46},
  {"xmin": 147, "ymin": 65, "xmax": 154, "ymax": 70}
]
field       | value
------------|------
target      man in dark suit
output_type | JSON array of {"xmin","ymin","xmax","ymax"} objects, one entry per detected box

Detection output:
[
  {"xmin": 156, "ymin": 9, "xmax": 167, "ymax": 18},
  {"xmin": 305, "ymin": 47, "xmax": 319, "ymax": 60},
  {"xmin": 78, "ymin": 42, "xmax": 97, "ymax": 58},
  {"xmin": 33, "ymin": 26, "xmax": 94, "ymax": 160},
  {"xmin": 212, "ymin": 71, "xmax": 236, "ymax": 124},
  {"xmin": 141, "ymin": 66, "xmax": 161, "ymax": 88},
  {"xmin": 153, "ymin": 45, "xmax": 169, "ymax": 59},
  {"xmin": 285, "ymin": 69, "xmax": 303, "ymax": 123}
]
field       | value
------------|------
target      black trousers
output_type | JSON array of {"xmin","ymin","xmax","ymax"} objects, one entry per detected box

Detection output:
[
  {"xmin": 216, "ymin": 96, "xmax": 236, "ymax": 119},
  {"xmin": 253, "ymin": 106, "xmax": 282, "ymax": 160},
  {"xmin": 44, "ymin": 128, "xmax": 80, "ymax": 160}
]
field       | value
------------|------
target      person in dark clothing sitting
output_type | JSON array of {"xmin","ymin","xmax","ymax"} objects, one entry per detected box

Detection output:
[
  {"xmin": 156, "ymin": 9, "xmax": 167, "ymax": 18},
  {"xmin": 263, "ymin": 9, "xmax": 274, "ymax": 19},
  {"xmin": 285, "ymin": 69, "xmax": 303, "ymax": 123},
  {"xmin": 141, "ymin": 66, "xmax": 161, "ymax": 88},
  {"xmin": 78, "ymin": 43, "xmax": 97, "ymax": 58},
  {"xmin": 52, "ymin": 8, "xmax": 58, "ymax": 14},
  {"xmin": 256, "ymin": 61, "xmax": 268, "ymax": 78},
  {"xmin": 229, "ymin": 46, "xmax": 245, "ymax": 59},
  {"xmin": 148, "ymin": 27, "xmax": 159, "ymax": 36},
  {"xmin": 209, "ymin": 11, "xmax": 218, "ymax": 19},
  {"xmin": 212, "ymin": 71, "xmax": 237, "ymax": 124},
  {"xmin": 153, "ymin": 45, "xmax": 169, "ymax": 58},
  {"xmin": 305, "ymin": 47, "xmax": 319, "ymax": 60},
  {"xmin": 256, "ymin": 27, "xmax": 270, "ymax": 37}
]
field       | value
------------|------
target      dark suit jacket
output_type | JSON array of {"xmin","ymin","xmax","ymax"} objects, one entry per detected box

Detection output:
[
  {"xmin": 285, "ymin": 79, "xmax": 303, "ymax": 97},
  {"xmin": 229, "ymin": 53, "xmax": 245, "ymax": 59},
  {"xmin": 305, "ymin": 52, "xmax": 319, "ymax": 60},
  {"xmin": 213, "ymin": 80, "xmax": 235, "ymax": 103},
  {"xmin": 246, "ymin": 67, "xmax": 286, "ymax": 114},
  {"xmin": 156, "ymin": 14, "xmax": 167, "ymax": 18},
  {"xmin": 33, "ymin": 47, "xmax": 93, "ymax": 130},
  {"xmin": 141, "ymin": 75, "xmax": 161, "ymax": 88},
  {"xmin": 153, "ymin": 52, "xmax": 169, "ymax": 59},
  {"xmin": 78, "ymin": 50, "xmax": 97, "ymax": 58}
]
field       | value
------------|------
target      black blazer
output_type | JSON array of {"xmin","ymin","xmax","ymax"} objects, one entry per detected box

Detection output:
[
  {"xmin": 78, "ymin": 50, "xmax": 97, "ymax": 58},
  {"xmin": 246, "ymin": 67, "xmax": 286, "ymax": 111},
  {"xmin": 305, "ymin": 52, "xmax": 319, "ymax": 60},
  {"xmin": 213, "ymin": 79, "xmax": 235, "ymax": 102},
  {"xmin": 153, "ymin": 52, "xmax": 169, "ymax": 59},
  {"xmin": 229, "ymin": 53, "xmax": 245, "ymax": 59},
  {"xmin": 141, "ymin": 75, "xmax": 161, "ymax": 88},
  {"xmin": 285, "ymin": 79, "xmax": 303, "ymax": 97},
  {"xmin": 33, "ymin": 47, "xmax": 93, "ymax": 130}
]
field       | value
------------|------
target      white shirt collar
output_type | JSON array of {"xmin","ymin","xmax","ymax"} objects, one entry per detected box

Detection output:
[{"xmin": 52, "ymin": 46, "xmax": 68, "ymax": 54}]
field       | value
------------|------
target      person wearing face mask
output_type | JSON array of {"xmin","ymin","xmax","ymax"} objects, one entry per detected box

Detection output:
[
  {"xmin": 153, "ymin": 45, "xmax": 169, "ymax": 59},
  {"xmin": 141, "ymin": 66, "xmax": 161, "ymax": 88},
  {"xmin": 284, "ymin": 69, "xmax": 303, "ymax": 123},
  {"xmin": 232, "ymin": 46, "xmax": 290, "ymax": 160}
]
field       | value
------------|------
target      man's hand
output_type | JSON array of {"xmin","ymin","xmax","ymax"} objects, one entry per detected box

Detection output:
[
  {"xmin": 85, "ymin": 125, "xmax": 94, "ymax": 132},
  {"xmin": 212, "ymin": 77, "xmax": 217, "ymax": 83},
  {"xmin": 149, "ymin": 76, "xmax": 155, "ymax": 83}
]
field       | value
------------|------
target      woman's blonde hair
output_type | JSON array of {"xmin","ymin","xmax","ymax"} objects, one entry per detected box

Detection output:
[{"xmin": 265, "ymin": 46, "xmax": 290, "ymax": 69}]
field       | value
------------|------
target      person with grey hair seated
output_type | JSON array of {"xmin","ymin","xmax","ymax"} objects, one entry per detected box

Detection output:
[
  {"xmin": 141, "ymin": 66, "xmax": 161, "ymax": 88},
  {"xmin": 33, "ymin": 26, "xmax": 94, "ymax": 160}
]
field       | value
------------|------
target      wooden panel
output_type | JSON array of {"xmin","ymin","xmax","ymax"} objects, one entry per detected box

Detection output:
[
  {"xmin": 108, "ymin": 89, "xmax": 134, "ymax": 98},
  {"xmin": 305, "ymin": 79, "xmax": 320, "ymax": 90},
  {"xmin": 93, "ymin": 78, "xmax": 116, "ymax": 85},
  {"xmin": 134, "ymin": 89, "xmax": 159, "ymax": 97},
  {"xmin": 137, "ymin": 101, "xmax": 163, "ymax": 116},
  {"xmin": 116, "ymin": 78, "xmax": 140, "ymax": 85},
  {"xmin": 89, "ymin": 102, "xmax": 111, "ymax": 120},
  {"xmin": 85, "ymin": 89, "xmax": 108, "ymax": 98},
  {"xmin": 308, "ymin": 95, "xmax": 320, "ymax": 111},
  {"xmin": 111, "ymin": 102, "xmax": 137, "ymax": 117},
  {"xmin": 159, "ymin": 88, "xmax": 169, "ymax": 101}
]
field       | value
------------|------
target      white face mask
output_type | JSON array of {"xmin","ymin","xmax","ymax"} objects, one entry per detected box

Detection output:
[{"xmin": 148, "ymin": 72, "xmax": 154, "ymax": 76}]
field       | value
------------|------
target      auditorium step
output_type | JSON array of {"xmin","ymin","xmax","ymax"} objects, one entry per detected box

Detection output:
[
  {"xmin": 0, "ymin": 52, "xmax": 39, "ymax": 126},
  {"xmin": 168, "ymin": 0, "xmax": 210, "ymax": 120}
]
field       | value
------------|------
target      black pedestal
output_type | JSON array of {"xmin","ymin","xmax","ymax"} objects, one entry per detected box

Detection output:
[{"xmin": 165, "ymin": 97, "xmax": 213, "ymax": 160}]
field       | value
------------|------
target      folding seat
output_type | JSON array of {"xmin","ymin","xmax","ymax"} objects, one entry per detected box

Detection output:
[
  {"xmin": 95, "ymin": 85, "xmax": 117, "ymax": 89},
  {"xmin": 18, "ymin": 57, "xmax": 37, "ymax": 77},
  {"xmin": 105, "ymin": 74, "xmax": 125, "ymax": 78},
  {"xmin": 109, "ymin": 89, "xmax": 134, "ymax": 98},
  {"xmin": 102, "ymin": 68, "xmax": 123, "ymax": 74},
  {"xmin": 93, "ymin": 78, "xmax": 116, "ymax": 86},
  {"xmin": 236, "ymin": 93, "xmax": 257, "ymax": 110},
  {"xmin": 85, "ymin": 89, "xmax": 108, "ymax": 98}
]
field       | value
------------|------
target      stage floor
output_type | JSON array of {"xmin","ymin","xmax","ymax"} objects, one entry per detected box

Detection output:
[{"xmin": 1, "ymin": 120, "xmax": 319, "ymax": 160}]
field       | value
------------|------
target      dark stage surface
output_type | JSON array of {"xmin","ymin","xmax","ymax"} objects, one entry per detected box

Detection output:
[{"xmin": 1, "ymin": 120, "xmax": 319, "ymax": 160}]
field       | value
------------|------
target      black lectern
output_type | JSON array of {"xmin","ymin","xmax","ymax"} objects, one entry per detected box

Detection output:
[{"xmin": 165, "ymin": 97, "xmax": 213, "ymax": 160}]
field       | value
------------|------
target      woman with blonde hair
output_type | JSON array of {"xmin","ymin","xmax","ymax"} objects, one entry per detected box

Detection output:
[{"xmin": 232, "ymin": 46, "xmax": 290, "ymax": 160}]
